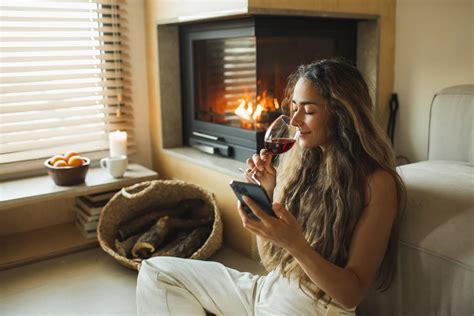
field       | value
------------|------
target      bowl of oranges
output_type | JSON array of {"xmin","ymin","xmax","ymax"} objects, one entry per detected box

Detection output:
[{"xmin": 44, "ymin": 151, "xmax": 91, "ymax": 186}]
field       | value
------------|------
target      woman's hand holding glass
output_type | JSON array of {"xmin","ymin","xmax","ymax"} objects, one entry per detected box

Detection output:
[{"xmin": 244, "ymin": 149, "xmax": 276, "ymax": 199}]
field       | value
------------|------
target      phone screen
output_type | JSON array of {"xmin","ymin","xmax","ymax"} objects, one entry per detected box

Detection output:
[{"xmin": 229, "ymin": 180, "xmax": 275, "ymax": 220}]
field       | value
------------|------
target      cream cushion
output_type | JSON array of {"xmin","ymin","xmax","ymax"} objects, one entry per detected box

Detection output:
[{"xmin": 428, "ymin": 85, "xmax": 474, "ymax": 163}]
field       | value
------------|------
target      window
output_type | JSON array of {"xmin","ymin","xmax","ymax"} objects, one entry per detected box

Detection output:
[{"xmin": 0, "ymin": 0, "xmax": 134, "ymax": 177}]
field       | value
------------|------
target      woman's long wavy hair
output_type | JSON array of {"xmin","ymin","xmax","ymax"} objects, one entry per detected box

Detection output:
[{"xmin": 260, "ymin": 59, "xmax": 406, "ymax": 299}]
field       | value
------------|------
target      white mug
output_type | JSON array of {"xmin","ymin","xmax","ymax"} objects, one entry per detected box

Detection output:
[{"xmin": 100, "ymin": 155, "xmax": 128, "ymax": 178}]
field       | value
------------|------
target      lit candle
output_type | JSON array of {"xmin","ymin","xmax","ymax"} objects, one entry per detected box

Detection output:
[{"xmin": 109, "ymin": 130, "xmax": 127, "ymax": 157}]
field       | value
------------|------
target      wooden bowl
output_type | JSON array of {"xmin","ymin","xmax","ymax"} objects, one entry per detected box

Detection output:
[{"xmin": 44, "ymin": 157, "xmax": 91, "ymax": 186}]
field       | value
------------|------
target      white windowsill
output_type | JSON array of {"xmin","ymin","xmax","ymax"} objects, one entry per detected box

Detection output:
[{"xmin": 0, "ymin": 163, "xmax": 159, "ymax": 210}]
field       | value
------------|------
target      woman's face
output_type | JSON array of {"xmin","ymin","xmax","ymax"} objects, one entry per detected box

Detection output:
[{"xmin": 290, "ymin": 78, "xmax": 331, "ymax": 149}]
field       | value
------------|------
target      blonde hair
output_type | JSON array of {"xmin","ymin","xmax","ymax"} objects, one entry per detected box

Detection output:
[{"xmin": 261, "ymin": 59, "xmax": 406, "ymax": 299}]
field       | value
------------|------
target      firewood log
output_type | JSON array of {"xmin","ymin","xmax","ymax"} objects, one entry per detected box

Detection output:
[
  {"xmin": 116, "ymin": 210, "xmax": 162, "ymax": 242},
  {"xmin": 132, "ymin": 216, "xmax": 213, "ymax": 259},
  {"xmin": 152, "ymin": 225, "xmax": 212, "ymax": 258},
  {"xmin": 132, "ymin": 216, "xmax": 170, "ymax": 259},
  {"xmin": 151, "ymin": 233, "xmax": 188, "ymax": 257},
  {"xmin": 115, "ymin": 233, "xmax": 142, "ymax": 258},
  {"xmin": 117, "ymin": 198, "xmax": 205, "ymax": 241},
  {"xmin": 169, "ymin": 216, "xmax": 213, "ymax": 230}
]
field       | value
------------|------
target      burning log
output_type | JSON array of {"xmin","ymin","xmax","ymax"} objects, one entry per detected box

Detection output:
[
  {"xmin": 117, "ymin": 198, "xmax": 204, "ymax": 241},
  {"xmin": 132, "ymin": 216, "xmax": 213, "ymax": 259}
]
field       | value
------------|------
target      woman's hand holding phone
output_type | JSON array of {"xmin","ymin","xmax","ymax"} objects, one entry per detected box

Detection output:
[
  {"xmin": 237, "ymin": 196, "xmax": 307, "ymax": 252},
  {"xmin": 245, "ymin": 149, "xmax": 276, "ymax": 199}
]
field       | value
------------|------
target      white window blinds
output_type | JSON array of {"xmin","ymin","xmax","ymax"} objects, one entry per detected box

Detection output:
[{"xmin": 0, "ymin": 0, "xmax": 134, "ymax": 175}]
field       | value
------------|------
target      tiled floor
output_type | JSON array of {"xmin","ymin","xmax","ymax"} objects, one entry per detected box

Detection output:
[{"xmin": 0, "ymin": 247, "xmax": 266, "ymax": 315}]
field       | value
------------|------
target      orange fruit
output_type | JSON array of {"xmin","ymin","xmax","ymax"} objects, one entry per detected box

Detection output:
[
  {"xmin": 67, "ymin": 155, "xmax": 84, "ymax": 167},
  {"xmin": 64, "ymin": 151, "xmax": 79, "ymax": 161},
  {"xmin": 50, "ymin": 155, "xmax": 66, "ymax": 166},
  {"xmin": 53, "ymin": 160, "xmax": 68, "ymax": 167}
]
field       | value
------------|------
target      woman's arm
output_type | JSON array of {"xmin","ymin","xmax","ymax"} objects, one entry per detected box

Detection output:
[{"xmin": 239, "ymin": 169, "xmax": 397, "ymax": 309}]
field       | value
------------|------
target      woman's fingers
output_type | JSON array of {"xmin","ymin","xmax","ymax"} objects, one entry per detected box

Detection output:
[
  {"xmin": 246, "ymin": 150, "xmax": 275, "ymax": 181},
  {"xmin": 272, "ymin": 203, "xmax": 287, "ymax": 220},
  {"xmin": 245, "ymin": 157, "xmax": 256, "ymax": 170},
  {"xmin": 237, "ymin": 201, "xmax": 247, "ymax": 219},
  {"xmin": 251, "ymin": 154, "xmax": 266, "ymax": 180},
  {"xmin": 242, "ymin": 195, "xmax": 273, "ymax": 223},
  {"xmin": 239, "ymin": 167, "xmax": 260, "ymax": 185},
  {"xmin": 245, "ymin": 157, "xmax": 260, "ymax": 180},
  {"xmin": 252, "ymin": 153, "xmax": 265, "ymax": 172},
  {"xmin": 253, "ymin": 151, "xmax": 275, "ymax": 179},
  {"xmin": 244, "ymin": 173, "xmax": 257, "ymax": 184},
  {"xmin": 257, "ymin": 150, "xmax": 272, "ymax": 168},
  {"xmin": 259, "ymin": 149, "xmax": 276, "ymax": 175},
  {"xmin": 259, "ymin": 148, "xmax": 270, "ymax": 162},
  {"xmin": 237, "ymin": 201, "xmax": 263, "ymax": 232},
  {"xmin": 249, "ymin": 150, "xmax": 271, "ymax": 169}
]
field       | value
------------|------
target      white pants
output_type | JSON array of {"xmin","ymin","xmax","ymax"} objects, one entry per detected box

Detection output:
[{"xmin": 136, "ymin": 256, "xmax": 355, "ymax": 316}]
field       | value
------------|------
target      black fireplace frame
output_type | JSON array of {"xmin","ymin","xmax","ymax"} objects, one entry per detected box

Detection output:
[{"xmin": 179, "ymin": 16, "xmax": 357, "ymax": 162}]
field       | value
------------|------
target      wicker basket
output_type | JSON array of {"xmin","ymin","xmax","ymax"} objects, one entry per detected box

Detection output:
[{"xmin": 97, "ymin": 180, "xmax": 223, "ymax": 270}]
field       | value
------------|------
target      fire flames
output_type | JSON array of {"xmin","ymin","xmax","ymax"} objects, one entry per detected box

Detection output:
[{"xmin": 234, "ymin": 90, "xmax": 279, "ymax": 122}]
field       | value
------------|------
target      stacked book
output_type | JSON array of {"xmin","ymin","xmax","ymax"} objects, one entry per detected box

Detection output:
[{"xmin": 75, "ymin": 190, "xmax": 117, "ymax": 238}]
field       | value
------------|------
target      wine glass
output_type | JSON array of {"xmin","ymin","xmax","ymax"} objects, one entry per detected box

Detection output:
[
  {"xmin": 241, "ymin": 115, "xmax": 299, "ymax": 183},
  {"xmin": 263, "ymin": 114, "xmax": 299, "ymax": 155}
]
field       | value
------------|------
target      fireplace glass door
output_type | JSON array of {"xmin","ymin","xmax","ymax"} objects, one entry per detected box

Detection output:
[{"xmin": 194, "ymin": 36, "xmax": 264, "ymax": 130}]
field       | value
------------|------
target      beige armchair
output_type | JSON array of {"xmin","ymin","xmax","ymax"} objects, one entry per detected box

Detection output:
[{"xmin": 359, "ymin": 85, "xmax": 474, "ymax": 315}]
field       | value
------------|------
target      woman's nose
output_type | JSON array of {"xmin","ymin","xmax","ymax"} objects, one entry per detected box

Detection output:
[{"xmin": 290, "ymin": 112, "xmax": 301, "ymax": 128}]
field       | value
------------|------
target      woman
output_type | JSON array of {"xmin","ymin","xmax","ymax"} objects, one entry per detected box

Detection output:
[{"xmin": 136, "ymin": 59, "xmax": 405, "ymax": 315}]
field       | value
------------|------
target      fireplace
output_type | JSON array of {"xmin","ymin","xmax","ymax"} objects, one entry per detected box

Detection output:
[{"xmin": 180, "ymin": 16, "xmax": 357, "ymax": 162}]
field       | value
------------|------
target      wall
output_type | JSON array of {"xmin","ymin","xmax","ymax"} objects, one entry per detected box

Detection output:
[
  {"xmin": 128, "ymin": 0, "xmax": 153, "ymax": 169},
  {"xmin": 394, "ymin": 0, "xmax": 474, "ymax": 162}
]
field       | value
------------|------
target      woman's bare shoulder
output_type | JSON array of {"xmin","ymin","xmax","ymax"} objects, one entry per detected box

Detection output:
[
  {"xmin": 365, "ymin": 168, "xmax": 397, "ymax": 204},
  {"xmin": 369, "ymin": 168, "xmax": 395, "ymax": 186}
]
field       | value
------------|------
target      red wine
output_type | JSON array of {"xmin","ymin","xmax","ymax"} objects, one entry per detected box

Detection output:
[{"xmin": 264, "ymin": 138, "xmax": 296, "ymax": 155}]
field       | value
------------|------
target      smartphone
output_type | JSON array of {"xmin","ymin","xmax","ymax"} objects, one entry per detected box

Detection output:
[{"xmin": 229, "ymin": 180, "xmax": 275, "ymax": 220}]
